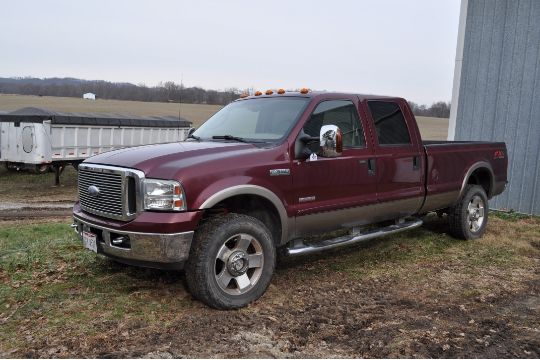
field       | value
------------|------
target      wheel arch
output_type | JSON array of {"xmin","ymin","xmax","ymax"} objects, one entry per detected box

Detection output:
[
  {"xmin": 200, "ymin": 185, "xmax": 290, "ymax": 246},
  {"xmin": 460, "ymin": 161, "xmax": 494, "ymax": 198}
]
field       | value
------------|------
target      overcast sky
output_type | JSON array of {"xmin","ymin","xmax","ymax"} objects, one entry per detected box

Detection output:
[{"xmin": 1, "ymin": 0, "xmax": 460, "ymax": 105}]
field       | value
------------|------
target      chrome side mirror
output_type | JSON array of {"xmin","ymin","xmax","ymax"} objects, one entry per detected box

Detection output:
[{"xmin": 319, "ymin": 125, "xmax": 343, "ymax": 158}]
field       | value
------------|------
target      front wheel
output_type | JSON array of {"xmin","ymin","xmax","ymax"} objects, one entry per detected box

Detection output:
[
  {"xmin": 185, "ymin": 213, "xmax": 276, "ymax": 309},
  {"xmin": 448, "ymin": 185, "xmax": 489, "ymax": 240}
]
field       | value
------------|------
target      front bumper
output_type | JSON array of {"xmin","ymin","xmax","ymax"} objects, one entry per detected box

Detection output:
[{"xmin": 73, "ymin": 214, "xmax": 194, "ymax": 269}]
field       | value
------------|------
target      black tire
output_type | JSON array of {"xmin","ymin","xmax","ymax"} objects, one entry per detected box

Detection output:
[
  {"xmin": 32, "ymin": 164, "xmax": 50, "ymax": 174},
  {"xmin": 448, "ymin": 185, "xmax": 489, "ymax": 240},
  {"xmin": 185, "ymin": 213, "xmax": 276, "ymax": 309}
]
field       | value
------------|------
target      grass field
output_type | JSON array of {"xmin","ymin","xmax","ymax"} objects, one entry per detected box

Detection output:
[
  {"xmin": 0, "ymin": 213, "xmax": 538, "ymax": 357},
  {"xmin": 0, "ymin": 94, "xmax": 221, "ymax": 128},
  {"xmin": 0, "ymin": 94, "xmax": 449, "ymax": 140},
  {"xmin": 415, "ymin": 116, "xmax": 449, "ymax": 140}
]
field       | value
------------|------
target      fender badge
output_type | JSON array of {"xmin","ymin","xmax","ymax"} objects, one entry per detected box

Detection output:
[
  {"xmin": 269, "ymin": 169, "xmax": 290, "ymax": 176},
  {"xmin": 309, "ymin": 153, "xmax": 318, "ymax": 161}
]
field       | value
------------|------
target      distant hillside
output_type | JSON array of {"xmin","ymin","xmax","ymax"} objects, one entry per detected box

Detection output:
[
  {"xmin": 0, "ymin": 77, "xmax": 240, "ymax": 106},
  {"xmin": 0, "ymin": 76, "xmax": 450, "ymax": 117}
]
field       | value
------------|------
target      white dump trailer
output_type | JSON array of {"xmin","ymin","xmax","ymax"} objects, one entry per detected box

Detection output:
[{"xmin": 0, "ymin": 107, "xmax": 192, "ymax": 173}]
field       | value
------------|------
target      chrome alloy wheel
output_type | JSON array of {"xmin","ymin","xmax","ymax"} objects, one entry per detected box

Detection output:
[
  {"xmin": 467, "ymin": 195, "xmax": 485, "ymax": 232},
  {"xmin": 214, "ymin": 233, "xmax": 264, "ymax": 295}
]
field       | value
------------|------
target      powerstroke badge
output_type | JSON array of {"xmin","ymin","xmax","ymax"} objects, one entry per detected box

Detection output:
[{"xmin": 269, "ymin": 169, "xmax": 290, "ymax": 176}]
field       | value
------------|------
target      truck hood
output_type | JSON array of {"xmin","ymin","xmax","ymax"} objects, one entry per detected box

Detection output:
[{"xmin": 84, "ymin": 141, "xmax": 258, "ymax": 178}]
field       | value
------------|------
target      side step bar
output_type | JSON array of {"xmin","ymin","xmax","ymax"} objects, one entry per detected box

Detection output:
[{"xmin": 284, "ymin": 218, "xmax": 423, "ymax": 257}]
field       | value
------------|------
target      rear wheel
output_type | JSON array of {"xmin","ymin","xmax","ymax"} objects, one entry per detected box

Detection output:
[
  {"xmin": 448, "ymin": 185, "xmax": 488, "ymax": 240},
  {"xmin": 185, "ymin": 213, "xmax": 276, "ymax": 309}
]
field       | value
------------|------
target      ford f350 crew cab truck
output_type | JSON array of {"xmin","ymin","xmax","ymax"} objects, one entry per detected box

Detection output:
[{"xmin": 72, "ymin": 90, "xmax": 508, "ymax": 309}]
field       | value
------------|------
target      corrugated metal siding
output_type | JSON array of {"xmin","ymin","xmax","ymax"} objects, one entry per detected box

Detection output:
[{"xmin": 455, "ymin": 0, "xmax": 540, "ymax": 214}]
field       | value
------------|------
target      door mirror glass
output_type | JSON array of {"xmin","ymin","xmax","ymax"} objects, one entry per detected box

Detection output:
[{"xmin": 319, "ymin": 124, "xmax": 342, "ymax": 157}]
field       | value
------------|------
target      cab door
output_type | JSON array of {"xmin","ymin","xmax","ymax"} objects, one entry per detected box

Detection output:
[
  {"xmin": 363, "ymin": 99, "xmax": 425, "ymax": 218},
  {"xmin": 291, "ymin": 97, "xmax": 378, "ymax": 236}
]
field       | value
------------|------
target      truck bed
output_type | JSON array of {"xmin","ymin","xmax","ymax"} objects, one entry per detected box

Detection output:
[{"xmin": 419, "ymin": 140, "xmax": 508, "ymax": 213}]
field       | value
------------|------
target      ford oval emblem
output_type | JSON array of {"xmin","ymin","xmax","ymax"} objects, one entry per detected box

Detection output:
[{"xmin": 88, "ymin": 185, "xmax": 100, "ymax": 198}]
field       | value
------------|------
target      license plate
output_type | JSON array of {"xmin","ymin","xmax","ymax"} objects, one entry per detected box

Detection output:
[{"xmin": 82, "ymin": 231, "xmax": 98, "ymax": 253}]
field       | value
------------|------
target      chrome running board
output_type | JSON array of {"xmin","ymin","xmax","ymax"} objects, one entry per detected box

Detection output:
[{"xmin": 285, "ymin": 218, "xmax": 423, "ymax": 256}]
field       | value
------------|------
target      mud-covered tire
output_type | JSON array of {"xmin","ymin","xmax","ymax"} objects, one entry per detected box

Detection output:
[
  {"xmin": 448, "ymin": 185, "xmax": 489, "ymax": 240},
  {"xmin": 185, "ymin": 213, "xmax": 276, "ymax": 309}
]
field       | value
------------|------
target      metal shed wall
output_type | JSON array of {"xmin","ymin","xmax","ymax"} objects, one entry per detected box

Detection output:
[{"xmin": 450, "ymin": 0, "xmax": 540, "ymax": 214}]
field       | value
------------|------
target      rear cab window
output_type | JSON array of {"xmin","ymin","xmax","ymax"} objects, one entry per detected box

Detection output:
[{"xmin": 367, "ymin": 101, "xmax": 411, "ymax": 146}]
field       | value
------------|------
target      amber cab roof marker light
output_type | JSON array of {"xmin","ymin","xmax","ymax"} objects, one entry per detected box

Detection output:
[
  {"xmin": 254, "ymin": 91, "xmax": 262, "ymax": 96},
  {"xmin": 277, "ymin": 88, "xmax": 285, "ymax": 94},
  {"xmin": 240, "ymin": 93, "xmax": 248, "ymax": 98},
  {"xmin": 265, "ymin": 89, "xmax": 274, "ymax": 95},
  {"xmin": 300, "ymin": 88, "xmax": 310, "ymax": 94}
]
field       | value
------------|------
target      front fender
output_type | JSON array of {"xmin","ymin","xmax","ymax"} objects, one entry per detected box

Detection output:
[{"xmin": 192, "ymin": 177, "xmax": 291, "ymax": 245}]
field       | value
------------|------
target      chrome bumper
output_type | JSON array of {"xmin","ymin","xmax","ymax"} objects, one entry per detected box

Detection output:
[{"xmin": 72, "ymin": 215, "xmax": 194, "ymax": 264}]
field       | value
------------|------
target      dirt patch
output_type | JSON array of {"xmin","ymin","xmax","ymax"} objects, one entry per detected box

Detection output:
[
  {"xmin": 14, "ymin": 254, "xmax": 540, "ymax": 358},
  {"xmin": 1, "ymin": 215, "xmax": 539, "ymax": 358},
  {"xmin": 0, "ymin": 208, "xmax": 72, "ymax": 221},
  {"xmin": 0, "ymin": 202, "xmax": 73, "ymax": 221}
]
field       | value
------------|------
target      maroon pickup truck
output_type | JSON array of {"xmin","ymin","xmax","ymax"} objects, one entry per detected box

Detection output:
[{"xmin": 72, "ymin": 90, "xmax": 508, "ymax": 309}]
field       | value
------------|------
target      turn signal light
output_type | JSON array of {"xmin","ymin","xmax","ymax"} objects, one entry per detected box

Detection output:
[
  {"xmin": 300, "ymin": 88, "xmax": 310, "ymax": 94},
  {"xmin": 265, "ymin": 89, "xmax": 273, "ymax": 95},
  {"xmin": 277, "ymin": 89, "xmax": 285, "ymax": 94},
  {"xmin": 255, "ymin": 91, "xmax": 262, "ymax": 96}
]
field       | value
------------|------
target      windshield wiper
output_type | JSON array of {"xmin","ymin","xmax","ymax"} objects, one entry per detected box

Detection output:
[{"xmin": 212, "ymin": 135, "xmax": 249, "ymax": 143}]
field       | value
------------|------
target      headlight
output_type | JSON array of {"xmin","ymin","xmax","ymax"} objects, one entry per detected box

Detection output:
[{"xmin": 143, "ymin": 179, "xmax": 186, "ymax": 211}]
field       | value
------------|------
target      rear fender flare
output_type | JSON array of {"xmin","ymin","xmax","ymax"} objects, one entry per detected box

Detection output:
[{"xmin": 460, "ymin": 161, "xmax": 494, "ymax": 198}]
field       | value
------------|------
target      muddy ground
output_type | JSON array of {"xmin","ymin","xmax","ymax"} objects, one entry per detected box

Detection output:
[
  {"xmin": 0, "ymin": 202, "xmax": 72, "ymax": 221},
  {"xmin": 72, "ymin": 264, "xmax": 539, "ymax": 359},
  {"xmin": 1, "ymin": 214, "xmax": 539, "ymax": 359}
]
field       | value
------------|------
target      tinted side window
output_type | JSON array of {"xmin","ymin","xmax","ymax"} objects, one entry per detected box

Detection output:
[
  {"xmin": 303, "ymin": 100, "xmax": 365, "ymax": 148},
  {"xmin": 368, "ymin": 101, "xmax": 411, "ymax": 145}
]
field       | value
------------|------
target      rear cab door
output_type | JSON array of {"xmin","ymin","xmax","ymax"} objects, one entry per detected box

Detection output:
[{"xmin": 361, "ymin": 98, "xmax": 426, "ymax": 219}]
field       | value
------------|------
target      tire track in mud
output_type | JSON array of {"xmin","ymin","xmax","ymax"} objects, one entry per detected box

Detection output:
[{"xmin": 0, "ymin": 201, "xmax": 73, "ymax": 220}]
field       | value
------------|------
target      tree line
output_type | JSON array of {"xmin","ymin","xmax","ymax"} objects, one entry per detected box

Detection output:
[
  {"xmin": 408, "ymin": 100, "xmax": 451, "ymax": 118},
  {"xmin": 0, "ymin": 77, "xmax": 241, "ymax": 105},
  {"xmin": 0, "ymin": 77, "xmax": 451, "ymax": 118}
]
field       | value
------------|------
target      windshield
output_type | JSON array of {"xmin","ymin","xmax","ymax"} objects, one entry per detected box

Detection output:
[{"xmin": 193, "ymin": 97, "xmax": 309, "ymax": 143}]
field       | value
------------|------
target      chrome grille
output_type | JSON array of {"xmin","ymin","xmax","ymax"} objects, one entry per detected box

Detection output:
[{"xmin": 78, "ymin": 164, "xmax": 145, "ymax": 221}]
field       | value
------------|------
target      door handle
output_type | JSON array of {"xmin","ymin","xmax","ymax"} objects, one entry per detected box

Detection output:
[
  {"xmin": 413, "ymin": 155, "xmax": 420, "ymax": 170},
  {"xmin": 367, "ymin": 158, "xmax": 376, "ymax": 176}
]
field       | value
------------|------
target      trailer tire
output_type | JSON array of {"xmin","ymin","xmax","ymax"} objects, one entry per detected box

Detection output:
[
  {"xmin": 448, "ymin": 185, "xmax": 488, "ymax": 240},
  {"xmin": 185, "ymin": 213, "xmax": 275, "ymax": 309},
  {"xmin": 32, "ymin": 164, "xmax": 50, "ymax": 174}
]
